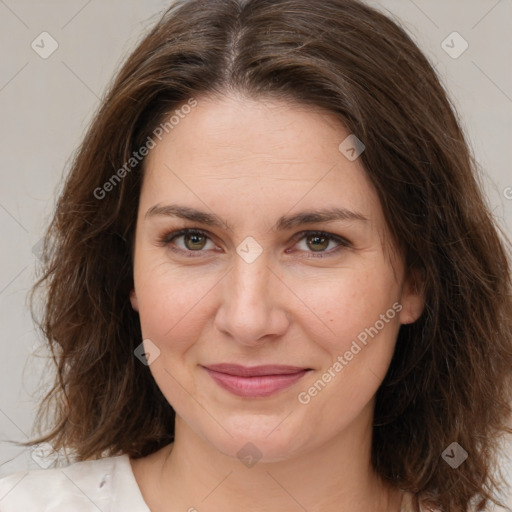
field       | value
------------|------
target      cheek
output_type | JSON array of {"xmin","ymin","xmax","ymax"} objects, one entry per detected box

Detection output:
[
  {"xmin": 133, "ymin": 262, "xmax": 218, "ymax": 410},
  {"xmin": 133, "ymin": 258, "xmax": 217, "ymax": 353},
  {"xmin": 294, "ymin": 264, "xmax": 401, "ymax": 411},
  {"xmin": 299, "ymin": 264, "xmax": 401, "ymax": 355}
]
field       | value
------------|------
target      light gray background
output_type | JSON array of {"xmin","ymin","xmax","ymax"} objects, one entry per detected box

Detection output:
[{"xmin": 1, "ymin": 0, "xmax": 511, "ymax": 507}]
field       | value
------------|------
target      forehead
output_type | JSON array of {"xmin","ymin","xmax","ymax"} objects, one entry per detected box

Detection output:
[
  {"xmin": 147, "ymin": 94, "xmax": 348, "ymax": 166},
  {"xmin": 141, "ymin": 93, "xmax": 379, "ymax": 215}
]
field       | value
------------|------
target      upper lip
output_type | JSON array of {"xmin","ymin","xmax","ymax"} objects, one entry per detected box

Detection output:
[{"xmin": 202, "ymin": 363, "xmax": 310, "ymax": 377}]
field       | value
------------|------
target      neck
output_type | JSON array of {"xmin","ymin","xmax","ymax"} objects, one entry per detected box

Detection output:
[{"xmin": 133, "ymin": 404, "xmax": 403, "ymax": 512}]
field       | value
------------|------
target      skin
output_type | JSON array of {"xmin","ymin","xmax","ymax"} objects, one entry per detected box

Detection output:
[{"xmin": 129, "ymin": 92, "xmax": 425, "ymax": 512}]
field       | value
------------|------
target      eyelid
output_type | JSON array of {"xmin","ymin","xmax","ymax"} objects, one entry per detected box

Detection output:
[
  {"xmin": 289, "ymin": 229, "xmax": 351, "ymax": 246},
  {"xmin": 159, "ymin": 227, "xmax": 211, "ymax": 246}
]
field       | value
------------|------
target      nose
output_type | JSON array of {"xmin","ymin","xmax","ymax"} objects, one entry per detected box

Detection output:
[{"xmin": 214, "ymin": 254, "xmax": 290, "ymax": 347}]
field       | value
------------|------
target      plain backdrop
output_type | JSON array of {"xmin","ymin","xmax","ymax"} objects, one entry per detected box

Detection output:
[{"xmin": 1, "ymin": 0, "xmax": 511, "ymax": 508}]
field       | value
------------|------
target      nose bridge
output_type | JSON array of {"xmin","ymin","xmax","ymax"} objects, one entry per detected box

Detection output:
[
  {"xmin": 214, "ymin": 249, "xmax": 288, "ymax": 345},
  {"xmin": 230, "ymin": 252, "xmax": 270, "ymax": 313}
]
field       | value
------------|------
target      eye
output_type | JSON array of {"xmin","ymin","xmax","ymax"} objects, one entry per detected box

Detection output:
[
  {"xmin": 289, "ymin": 230, "xmax": 351, "ymax": 258},
  {"xmin": 159, "ymin": 228, "xmax": 350, "ymax": 259},
  {"xmin": 159, "ymin": 228, "xmax": 217, "ymax": 257}
]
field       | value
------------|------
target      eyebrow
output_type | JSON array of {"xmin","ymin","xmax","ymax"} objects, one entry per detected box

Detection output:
[{"xmin": 145, "ymin": 204, "xmax": 368, "ymax": 232}]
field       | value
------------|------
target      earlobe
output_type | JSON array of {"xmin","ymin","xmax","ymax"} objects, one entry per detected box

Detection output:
[
  {"xmin": 130, "ymin": 289, "xmax": 139, "ymax": 312},
  {"xmin": 399, "ymin": 269, "xmax": 425, "ymax": 325}
]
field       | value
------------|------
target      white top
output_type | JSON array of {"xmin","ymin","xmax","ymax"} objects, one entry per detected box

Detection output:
[
  {"xmin": 0, "ymin": 454, "xmax": 150, "ymax": 511},
  {"xmin": 0, "ymin": 453, "xmax": 434, "ymax": 511}
]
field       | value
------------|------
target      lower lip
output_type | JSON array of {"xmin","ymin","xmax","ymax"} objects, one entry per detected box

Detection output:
[{"xmin": 203, "ymin": 368, "xmax": 310, "ymax": 398}]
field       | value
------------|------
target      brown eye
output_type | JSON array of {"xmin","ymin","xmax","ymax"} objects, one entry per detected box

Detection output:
[
  {"xmin": 160, "ymin": 228, "xmax": 215, "ymax": 255},
  {"xmin": 306, "ymin": 234, "xmax": 330, "ymax": 252},
  {"xmin": 291, "ymin": 230, "xmax": 350, "ymax": 258},
  {"xmin": 184, "ymin": 232, "xmax": 208, "ymax": 250}
]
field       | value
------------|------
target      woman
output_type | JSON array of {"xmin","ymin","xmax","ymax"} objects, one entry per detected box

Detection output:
[{"xmin": 0, "ymin": 0, "xmax": 511, "ymax": 510}]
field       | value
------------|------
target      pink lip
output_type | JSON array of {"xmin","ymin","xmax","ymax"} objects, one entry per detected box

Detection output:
[{"xmin": 202, "ymin": 364, "xmax": 311, "ymax": 398}]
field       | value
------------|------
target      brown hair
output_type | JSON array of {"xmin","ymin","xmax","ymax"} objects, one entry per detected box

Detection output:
[{"xmin": 22, "ymin": 0, "xmax": 512, "ymax": 510}]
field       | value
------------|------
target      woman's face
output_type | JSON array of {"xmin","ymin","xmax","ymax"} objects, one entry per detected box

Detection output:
[{"xmin": 130, "ymin": 93, "xmax": 424, "ymax": 462}]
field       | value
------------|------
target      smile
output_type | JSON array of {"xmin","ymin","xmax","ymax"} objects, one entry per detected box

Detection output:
[{"xmin": 202, "ymin": 364, "xmax": 311, "ymax": 398}]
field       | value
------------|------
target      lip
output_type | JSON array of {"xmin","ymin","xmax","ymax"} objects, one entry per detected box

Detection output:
[{"xmin": 202, "ymin": 364, "xmax": 311, "ymax": 398}]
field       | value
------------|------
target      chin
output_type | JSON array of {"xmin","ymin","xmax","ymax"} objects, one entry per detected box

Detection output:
[{"xmin": 197, "ymin": 413, "xmax": 313, "ymax": 465}]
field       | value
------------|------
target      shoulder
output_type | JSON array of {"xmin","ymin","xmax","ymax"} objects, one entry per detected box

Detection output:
[{"xmin": 0, "ymin": 453, "xmax": 148, "ymax": 511}]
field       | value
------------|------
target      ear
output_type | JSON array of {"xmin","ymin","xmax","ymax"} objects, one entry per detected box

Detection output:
[
  {"xmin": 398, "ymin": 268, "xmax": 425, "ymax": 325},
  {"xmin": 130, "ymin": 289, "xmax": 139, "ymax": 312}
]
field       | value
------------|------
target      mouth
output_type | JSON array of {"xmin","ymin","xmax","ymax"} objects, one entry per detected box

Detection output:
[{"xmin": 201, "ymin": 363, "xmax": 312, "ymax": 398}]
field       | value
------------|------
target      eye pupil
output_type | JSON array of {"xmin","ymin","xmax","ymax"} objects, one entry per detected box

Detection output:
[
  {"xmin": 307, "ymin": 234, "xmax": 329, "ymax": 252},
  {"xmin": 185, "ymin": 232, "xmax": 206, "ymax": 250}
]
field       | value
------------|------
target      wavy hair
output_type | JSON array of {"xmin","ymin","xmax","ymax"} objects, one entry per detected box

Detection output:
[{"xmin": 22, "ymin": 0, "xmax": 512, "ymax": 510}]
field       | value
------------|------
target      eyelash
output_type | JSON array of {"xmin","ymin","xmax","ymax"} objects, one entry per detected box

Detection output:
[{"xmin": 158, "ymin": 228, "xmax": 351, "ymax": 259}]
